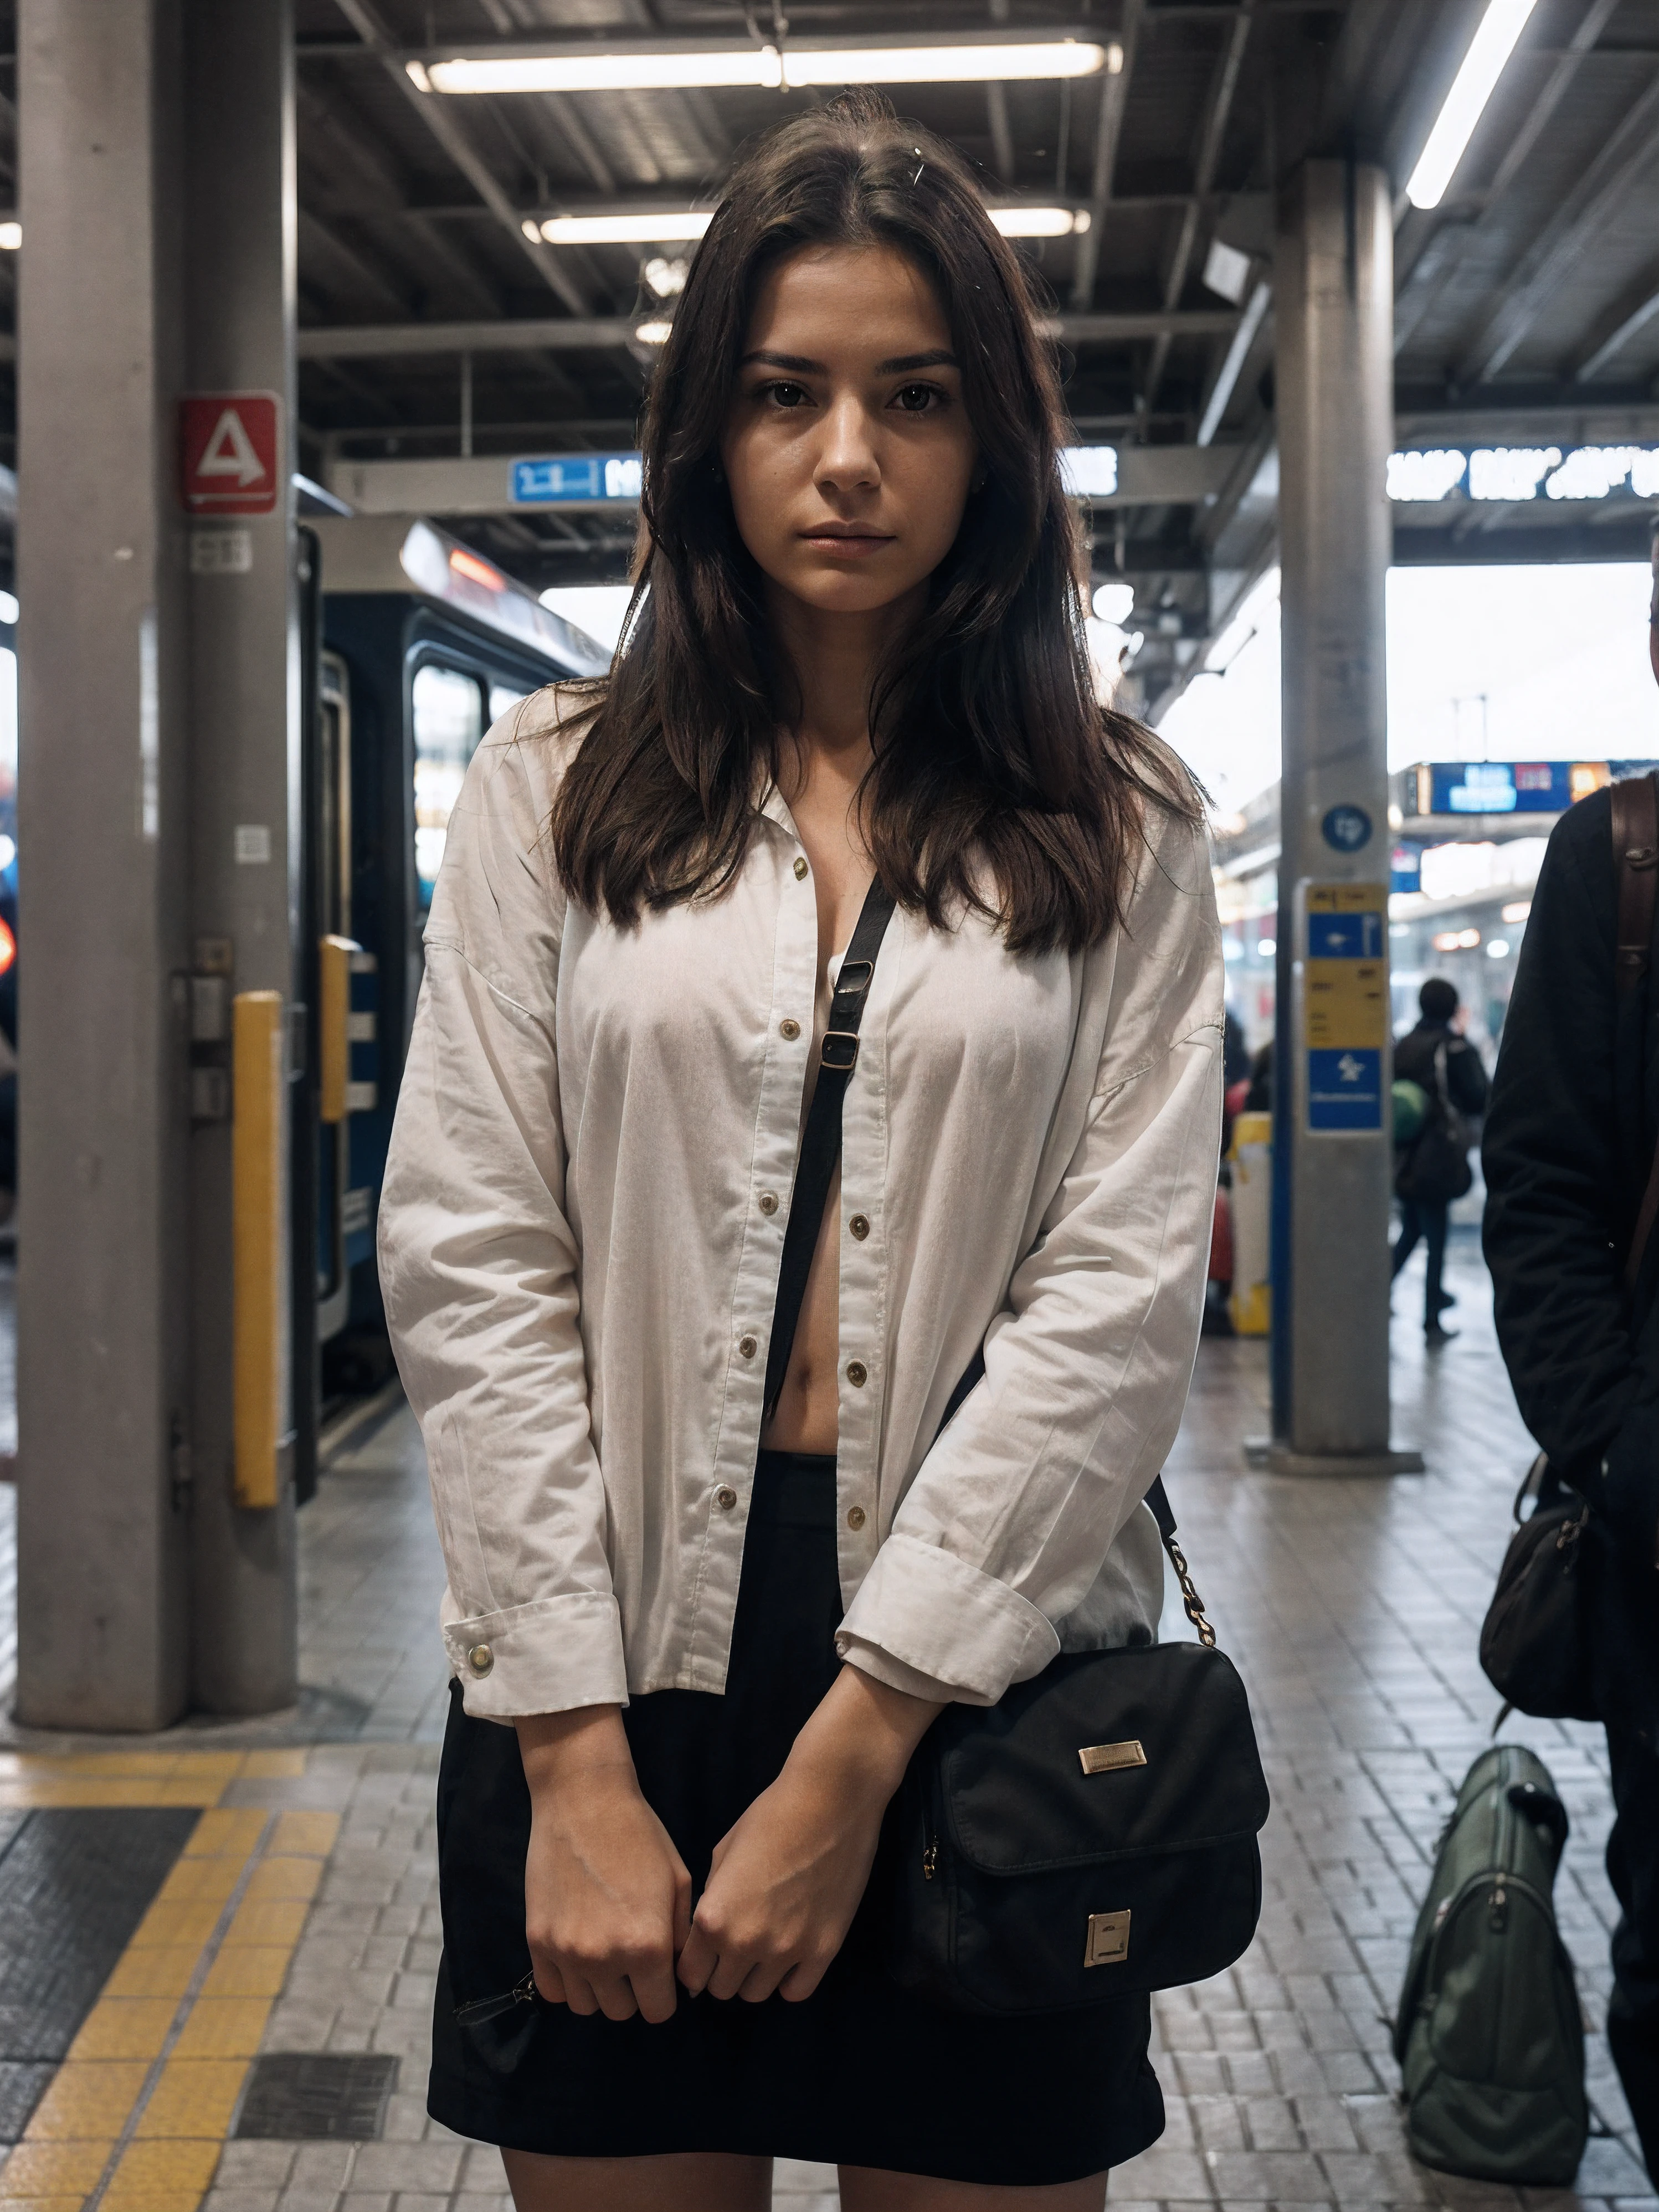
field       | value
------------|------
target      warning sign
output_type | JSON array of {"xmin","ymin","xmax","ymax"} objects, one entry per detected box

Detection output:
[{"xmin": 179, "ymin": 393, "xmax": 281, "ymax": 516}]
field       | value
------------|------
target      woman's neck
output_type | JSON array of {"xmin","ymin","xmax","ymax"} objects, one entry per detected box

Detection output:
[{"xmin": 767, "ymin": 578, "xmax": 924, "ymax": 778}]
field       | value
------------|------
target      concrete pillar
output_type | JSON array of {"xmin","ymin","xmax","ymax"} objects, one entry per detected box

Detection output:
[
  {"xmin": 15, "ymin": 0, "xmax": 299, "ymax": 1729},
  {"xmin": 181, "ymin": 0, "xmax": 300, "ymax": 1715},
  {"xmin": 16, "ymin": 0, "xmax": 192, "ymax": 1729},
  {"xmin": 1266, "ymin": 160, "xmax": 1422, "ymax": 1475}
]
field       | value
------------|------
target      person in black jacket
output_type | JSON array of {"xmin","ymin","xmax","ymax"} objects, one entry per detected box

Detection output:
[
  {"xmin": 1391, "ymin": 979, "xmax": 1489, "ymax": 1344},
  {"xmin": 1482, "ymin": 578, "xmax": 1659, "ymax": 2174}
]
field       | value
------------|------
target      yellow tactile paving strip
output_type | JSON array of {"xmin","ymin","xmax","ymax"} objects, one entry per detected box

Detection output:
[{"xmin": 0, "ymin": 1752, "xmax": 336, "ymax": 2212}]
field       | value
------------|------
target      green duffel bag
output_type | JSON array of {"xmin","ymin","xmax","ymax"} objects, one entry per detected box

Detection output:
[{"xmin": 1393, "ymin": 1744, "xmax": 1588, "ymax": 2185}]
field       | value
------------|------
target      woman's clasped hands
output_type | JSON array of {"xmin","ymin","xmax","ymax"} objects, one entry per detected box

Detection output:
[{"xmin": 516, "ymin": 1666, "xmax": 942, "ymax": 2024}]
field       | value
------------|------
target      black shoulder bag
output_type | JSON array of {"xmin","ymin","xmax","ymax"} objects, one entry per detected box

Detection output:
[
  {"xmin": 1478, "ymin": 769, "xmax": 1659, "ymax": 1722},
  {"xmin": 771, "ymin": 877, "xmax": 1270, "ymax": 2017}
]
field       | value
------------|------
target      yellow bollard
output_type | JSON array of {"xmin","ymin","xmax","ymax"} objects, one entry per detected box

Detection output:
[
  {"xmin": 233, "ymin": 991, "xmax": 286, "ymax": 1508},
  {"xmin": 1227, "ymin": 1110, "xmax": 1273, "ymax": 1336}
]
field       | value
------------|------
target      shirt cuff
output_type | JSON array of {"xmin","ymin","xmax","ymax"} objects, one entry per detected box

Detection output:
[
  {"xmin": 834, "ymin": 1532, "xmax": 1060, "ymax": 1706},
  {"xmin": 440, "ymin": 1588, "xmax": 628, "ymax": 1721}
]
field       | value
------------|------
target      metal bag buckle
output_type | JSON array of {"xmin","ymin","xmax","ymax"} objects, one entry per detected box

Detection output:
[
  {"xmin": 820, "ymin": 1030, "xmax": 860, "ymax": 1073},
  {"xmin": 833, "ymin": 959, "xmax": 874, "ymax": 1001}
]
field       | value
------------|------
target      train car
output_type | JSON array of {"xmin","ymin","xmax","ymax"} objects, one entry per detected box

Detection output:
[{"xmin": 298, "ymin": 515, "xmax": 608, "ymax": 1487}]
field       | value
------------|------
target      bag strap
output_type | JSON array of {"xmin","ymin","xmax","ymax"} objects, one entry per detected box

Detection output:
[
  {"xmin": 763, "ymin": 875, "xmax": 897, "ymax": 1414},
  {"xmin": 1611, "ymin": 772, "xmax": 1659, "ymax": 1291},
  {"xmin": 765, "ymin": 873, "xmax": 1221, "ymax": 1653}
]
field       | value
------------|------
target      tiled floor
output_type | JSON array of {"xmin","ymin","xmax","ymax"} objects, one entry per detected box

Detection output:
[{"xmin": 0, "ymin": 1227, "xmax": 1653, "ymax": 2209}]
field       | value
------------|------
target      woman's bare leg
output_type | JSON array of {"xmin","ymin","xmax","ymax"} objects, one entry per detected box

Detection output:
[
  {"xmin": 839, "ymin": 2166, "xmax": 1108, "ymax": 2212},
  {"xmin": 501, "ymin": 2149, "xmax": 772, "ymax": 2212}
]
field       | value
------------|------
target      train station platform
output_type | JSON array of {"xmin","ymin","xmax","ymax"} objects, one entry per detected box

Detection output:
[{"xmin": 0, "ymin": 1230, "xmax": 1649, "ymax": 2212}]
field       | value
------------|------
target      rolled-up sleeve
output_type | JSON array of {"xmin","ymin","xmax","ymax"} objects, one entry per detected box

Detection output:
[
  {"xmin": 836, "ymin": 806, "xmax": 1223, "ymax": 1705},
  {"xmin": 377, "ymin": 718, "xmax": 624, "ymax": 1721}
]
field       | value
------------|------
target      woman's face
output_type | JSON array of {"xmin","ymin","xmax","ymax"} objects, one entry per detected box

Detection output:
[{"xmin": 720, "ymin": 243, "xmax": 980, "ymax": 622}]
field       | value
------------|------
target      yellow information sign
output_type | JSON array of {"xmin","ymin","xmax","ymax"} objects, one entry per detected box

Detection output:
[
  {"xmin": 1302, "ymin": 885, "xmax": 1389, "ymax": 1132},
  {"xmin": 1305, "ymin": 958, "xmax": 1388, "ymax": 1050}
]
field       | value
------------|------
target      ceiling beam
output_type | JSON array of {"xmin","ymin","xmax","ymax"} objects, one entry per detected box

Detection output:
[
  {"xmin": 1573, "ymin": 266, "xmax": 1659, "ymax": 382},
  {"xmin": 1140, "ymin": 0, "xmax": 1255, "ymax": 415},
  {"xmin": 1456, "ymin": 63, "xmax": 1659, "ymax": 385},
  {"xmin": 1072, "ymin": 0, "xmax": 1142, "ymax": 306},
  {"xmin": 1393, "ymin": 0, "xmax": 1620, "ymax": 355},
  {"xmin": 327, "ymin": 0, "xmax": 592, "ymax": 317},
  {"xmin": 297, "ymin": 306, "xmax": 1241, "ymax": 360}
]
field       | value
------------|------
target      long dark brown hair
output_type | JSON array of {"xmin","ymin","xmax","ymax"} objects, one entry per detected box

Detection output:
[{"xmin": 549, "ymin": 91, "xmax": 1195, "ymax": 955}]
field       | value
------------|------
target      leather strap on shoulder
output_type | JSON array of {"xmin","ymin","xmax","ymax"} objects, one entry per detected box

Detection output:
[
  {"xmin": 763, "ymin": 877, "xmax": 897, "ymax": 1416},
  {"xmin": 1612, "ymin": 772, "xmax": 1659, "ymax": 1290},
  {"xmin": 1612, "ymin": 769, "xmax": 1658, "ymax": 997}
]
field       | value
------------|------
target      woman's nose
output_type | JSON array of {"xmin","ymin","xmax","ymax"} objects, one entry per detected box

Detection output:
[{"xmin": 814, "ymin": 397, "xmax": 880, "ymax": 495}]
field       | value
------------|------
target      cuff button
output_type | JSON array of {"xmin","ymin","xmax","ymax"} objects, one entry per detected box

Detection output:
[{"xmin": 466, "ymin": 1643, "xmax": 494, "ymax": 1676}]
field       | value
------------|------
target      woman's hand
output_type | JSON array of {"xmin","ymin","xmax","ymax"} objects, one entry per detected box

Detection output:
[
  {"xmin": 677, "ymin": 1665, "xmax": 944, "ymax": 2005},
  {"xmin": 516, "ymin": 1707, "xmax": 692, "ymax": 2025}
]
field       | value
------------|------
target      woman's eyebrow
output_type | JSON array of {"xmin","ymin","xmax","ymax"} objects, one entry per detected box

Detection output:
[
  {"xmin": 739, "ymin": 349, "xmax": 827, "ymax": 372},
  {"xmin": 875, "ymin": 349, "xmax": 961, "ymax": 373},
  {"xmin": 737, "ymin": 347, "xmax": 962, "ymax": 374}
]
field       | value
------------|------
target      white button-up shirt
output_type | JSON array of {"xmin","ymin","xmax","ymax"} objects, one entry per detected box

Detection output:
[{"xmin": 378, "ymin": 690, "xmax": 1224, "ymax": 1722}]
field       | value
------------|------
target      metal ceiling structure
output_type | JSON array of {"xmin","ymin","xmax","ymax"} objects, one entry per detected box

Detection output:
[{"xmin": 23, "ymin": 1, "xmax": 1659, "ymax": 707}]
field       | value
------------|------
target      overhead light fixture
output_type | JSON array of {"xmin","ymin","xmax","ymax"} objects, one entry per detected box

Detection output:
[
  {"xmin": 530, "ymin": 204, "xmax": 1088, "ymax": 247},
  {"xmin": 1405, "ymin": 0, "xmax": 1538, "ymax": 210},
  {"xmin": 0, "ymin": 222, "xmax": 20, "ymax": 252},
  {"xmin": 634, "ymin": 320, "xmax": 674, "ymax": 345},
  {"xmin": 990, "ymin": 207, "xmax": 1089, "ymax": 238},
  {"xmin": 541, "ymin": 211, "xmax": 712, "ymax": 245},
  {"xmin": 418, "ymin": 39, "xmax": 1110, "ymax": 96}
]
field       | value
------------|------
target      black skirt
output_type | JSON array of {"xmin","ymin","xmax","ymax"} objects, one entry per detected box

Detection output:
[{"xmin": 429, "ymin": 1449, "xmax": 1165, "ymax": 2186}]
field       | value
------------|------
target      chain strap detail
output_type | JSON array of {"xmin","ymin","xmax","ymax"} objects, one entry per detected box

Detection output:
[{"xmin": 1162, "ymin": 1531, "xmax": 1217, "ymax": 1650}]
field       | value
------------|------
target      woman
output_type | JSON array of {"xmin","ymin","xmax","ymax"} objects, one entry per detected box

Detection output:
[{"xmin": 379, "ymin": 91, "xmax": 1221, "ymax": 2212}]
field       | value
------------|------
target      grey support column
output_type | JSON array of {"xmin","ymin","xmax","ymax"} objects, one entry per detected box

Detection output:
[
  {"xmin": 1266, "ymin": 160, "xmax": 1422, "ymax": 1475},
  {"xmin": 181, "ymin": 0, "xmax": 300, "ymax": 1713},
  {"xmin": 15, "ymin": 0, "xmax": 300, "ymax": 1729},
  {"xmin": 16, "ymin": 0, "xmax": 193, "ymax": 1729}
]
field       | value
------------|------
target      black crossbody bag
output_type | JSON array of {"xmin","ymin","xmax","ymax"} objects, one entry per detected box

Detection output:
[{"xmin": 769, "ymin": 879, "xmax": 1269, "ymax": 2016}]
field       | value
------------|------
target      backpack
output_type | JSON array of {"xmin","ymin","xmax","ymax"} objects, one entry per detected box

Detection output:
[
  {"xmin": 1395, "ymin": 1039, "xmax": 1474, "ymax": 1203},
  {"xmin": 1393, "ymin": 1744, "xmax": 1587, "ymax": 2184}
]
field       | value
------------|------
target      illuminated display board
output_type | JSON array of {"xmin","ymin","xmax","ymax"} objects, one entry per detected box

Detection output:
[{"xmin": 1387, "ymin": 445, "xmax": 1659, "ymax": 504}]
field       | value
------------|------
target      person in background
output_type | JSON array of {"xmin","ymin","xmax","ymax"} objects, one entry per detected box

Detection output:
[
  {"xmin": 1391, "ymin": 977, "xmax": 1488, "ymax": 1346},
  {"xmin": 1480, "ymin": 540, "xmax": 1659, "ymax": 2180}
]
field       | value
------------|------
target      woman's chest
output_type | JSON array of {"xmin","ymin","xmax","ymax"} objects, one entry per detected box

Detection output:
[{"xmin": 556, "ymin": 873, "xmax": 1085, "ymax": 1142}]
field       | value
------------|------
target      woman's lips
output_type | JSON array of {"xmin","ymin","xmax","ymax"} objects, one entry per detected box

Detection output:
[{"xmin": 798, "ymin": 531, "xmax": 895, "ymax": 558}]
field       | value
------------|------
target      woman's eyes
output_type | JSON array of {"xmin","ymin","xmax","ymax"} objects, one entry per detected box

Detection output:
[{"xmin": 751, "ymin": 379, "xmax": 949, "ymax": 413}]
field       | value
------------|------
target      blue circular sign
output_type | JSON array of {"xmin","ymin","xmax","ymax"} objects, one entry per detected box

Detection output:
[{"xmin": 1322, "ymin": 804, "xmax": 1373, "ymax": 853}]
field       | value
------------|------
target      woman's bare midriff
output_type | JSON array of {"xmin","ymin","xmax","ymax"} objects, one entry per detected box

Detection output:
[{"xmin": 762, "ymin": 772, "xmax": 876, "ymax": 1458}]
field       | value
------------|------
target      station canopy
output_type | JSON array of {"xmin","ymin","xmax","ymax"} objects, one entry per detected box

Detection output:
[{"xmin": 271, "ymin": 4, "xmax": 1659, "ymax": 708}]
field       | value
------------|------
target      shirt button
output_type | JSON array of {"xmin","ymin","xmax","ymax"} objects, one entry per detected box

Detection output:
[
  {"xmin": 466, "ymin": 1643, "xmax": 494, "ymax": 1676},
  {"xmin": 738, "ymin": 1334, "xmax": 757, "ymax": 1358},
  {"xmin": 845, "ymin": 1360, "xmax": 868, "ymax": 1388},
  {"xmin": 780, "ymin": 1018, "xmax": 801, "ymax": 1041},
  {"xmin": 793, "ymin": 857, "xmax": 809, "ymax": 880},
  {"xmin": 848, "ymin": 1214, "xmax": 870, "ymax": 1240},
  {"xmin": 716, "ymin": 1486, "xmax": 738, "ymax": 1511},
  {"xmin": 846, "ymin": 1505, "xmax": 867, "ymax": 1531},
  {"xmin": 758, "ymin": 1191, "xmax": 779, "ymax": 1216}
]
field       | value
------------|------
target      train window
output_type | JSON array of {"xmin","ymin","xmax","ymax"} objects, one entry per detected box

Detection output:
[
  {"xmin": 490, "ymin": 684, "xmax": 528, "ymax": 726},
  {"xmin": 412, "ymin": 663, "xmax": 485, "ymax": 900}
]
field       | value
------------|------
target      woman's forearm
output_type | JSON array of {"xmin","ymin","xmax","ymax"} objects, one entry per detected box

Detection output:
[{"xmin": 788, "ymin": 1663, "xmax": 944, "ymax": 1801}]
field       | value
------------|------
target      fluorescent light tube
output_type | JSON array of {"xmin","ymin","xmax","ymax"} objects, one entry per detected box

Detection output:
[
  {"xmin": 541, "ymin": 212, "xmax": 713, "ymax": 244},
  {"xmin": 423, "ymin": 40, "xmax": 1108, "ymax": 95},
  {"xmin": 990, "ymin": 207, "xmax": 1086, "ymax": 238},
  {"xmin": 1405, "ymin": 0, "xmax": 1538, "ymax": 210}
]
